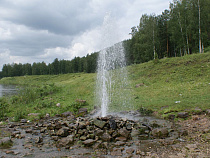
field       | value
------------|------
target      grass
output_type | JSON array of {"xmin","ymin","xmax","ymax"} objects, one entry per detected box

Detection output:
[{"xmin": 0, "ymin": 52, "xmax": 209, "ymax": 120}]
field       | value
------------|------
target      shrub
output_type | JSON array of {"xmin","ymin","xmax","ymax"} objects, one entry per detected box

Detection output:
[{"xmin": 0, "ymin": 98, "xmax": 9, "ymax": 120}]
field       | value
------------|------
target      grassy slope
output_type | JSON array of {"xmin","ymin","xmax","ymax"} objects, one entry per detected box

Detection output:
[{"xmin": 0, "ymin": 52, "xmax": 209, "ymax": 119}]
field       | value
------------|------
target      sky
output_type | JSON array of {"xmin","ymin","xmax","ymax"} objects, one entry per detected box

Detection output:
[{"xmin": 0, "ymin": 0, "xmax": 171, "ymax": 70}]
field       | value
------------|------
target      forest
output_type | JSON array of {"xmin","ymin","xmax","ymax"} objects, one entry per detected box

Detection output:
[{"xmin": 0, "ymin": 0, "xmax": 209, "ymax": 78}]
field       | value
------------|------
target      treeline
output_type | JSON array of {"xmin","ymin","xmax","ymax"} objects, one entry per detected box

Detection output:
[
  {"xmin": 0, "ymin": 53, "xmax": 98, "ymax": 77},
  {"xmin": 125, "ymin": 0, "xmax": 210, "ymax": 64},
  {"xmin": 0, "ymin": 0, "xmax": 209, "ymax": 78}
]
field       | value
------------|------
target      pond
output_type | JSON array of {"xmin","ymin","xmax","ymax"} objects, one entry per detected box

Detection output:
[{"xmin": 0, "ymin": 84, "xmax": 19, "ymax": 97}]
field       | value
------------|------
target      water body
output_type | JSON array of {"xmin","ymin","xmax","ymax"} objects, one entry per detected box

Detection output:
[{"xmin": 0, "ymin": 84, "xmax": 18, "ymax": 97}]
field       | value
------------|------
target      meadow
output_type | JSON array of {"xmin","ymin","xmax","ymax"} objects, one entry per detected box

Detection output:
[{"xmin": 0, "ymin": 52, "xmax": 209, "ymax": 121}]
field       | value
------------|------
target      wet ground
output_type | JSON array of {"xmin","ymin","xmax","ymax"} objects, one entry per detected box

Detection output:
[{"xmin": 0, "ymin": 111, "xmax": 209, "ymax": 158}]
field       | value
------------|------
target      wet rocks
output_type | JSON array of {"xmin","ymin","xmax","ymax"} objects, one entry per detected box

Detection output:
[
  {"xmin": 57, "ymin": 135, "xmax": 74, "ymax": 147},
  {"xmin": 93, "ymin": 119, "xmax": 107, "ymax": 129},
  {"xmin": 151, "ymin": 128, "xmax": 169, "ymax": 138}
]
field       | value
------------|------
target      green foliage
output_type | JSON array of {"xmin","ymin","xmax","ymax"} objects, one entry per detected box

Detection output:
[
  {"xmin": 13, "ymin": 110, "xmax": 25, "ymax": 122},
  {"xmin": 0, "ymin": 98, "xmax": 9, "ymax": 120},
  {"xmin": 138, "ymin": 107, "xmax": 153, "ymax": 115}
]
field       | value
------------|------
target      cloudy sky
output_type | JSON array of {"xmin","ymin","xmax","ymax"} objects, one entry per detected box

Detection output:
[{"xmin": 0, "ymin": 0, "xmax": 171, "ymax": 70}]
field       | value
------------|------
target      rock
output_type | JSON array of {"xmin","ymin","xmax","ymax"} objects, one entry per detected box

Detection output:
[
  {"xmin": 0, "ymin": 137, "xmax": 12, "ymax": 145},
  {"xmin": 54, "ymin": 122, "xmax": 62, "ymax": 130},
  {"xmin": 206, "ymin": 109, "xmax": 210, "ymax": 115},
  {"xmin": 177, "ymin": 112, "xmax": 189, "ymax": 118},
  {"xmin": 115, "ymin": 137, "xmax": 127, "ymax": 142},
  {"xmin": 135, "ymin": 83, "xmax": 144, "ymax": 88},
  {"xmin": 178, "ymin": 129, "xmax": 188, "ymax": 136},
  {"xmin": 126, "ymin": 148, "xmax": 135, "ymax": 154},
  {"xmin": 126, "ymin": 123, "xmax": 133, "ymax": 130},
  {"xmin": 28, "ymin": 113, "xmax": 40, "ymax": 116},
  {"xmin": 111, "ymin": 148, "xmax": 123, "ymax": 156},
  {"xmin": 151, "ymin": 128, "xmax": 169, "ymax": 138},
  {"xmin": 101, "ymin": 133, "xmax": 112, "ymax": 142},
  {"xmin": 94, "ymin": 119, "xmax": 107, "ymax": 129},
  {"xmin": 20, "ymin": 119, "xmax": 27, "ymax": 123},
  {"xmin": 131, "ymin": 129, "xmax": 140, "ymax": 138},
  {"xmin": 56, "ymin": 127, "xmax": 69, "ymax": 137},
  {"xmin": 5, "ymin": 150, "xmax": 15, "ymax": 154},
  {"xmin": 11, "ymin": 131, "xmax": 21, "ymax": 137},
  {"xmin": 45, "ymin": 113, "xmax": 50, "ymax": 117},
  {"xmin": 83, "ymin": 139, "xmax": 95, "ymax": 146},
  {"xmin": 61, "ymin": 111, "xmax": 73, "ymax": 117},
  {"xmin": 25, "ymin": 129, "xmax": 33, "ymax": 133},
  {"xmin": 57, "ymin": 135, "xmax": 74, "ymax": 147},
  {"xmin": 80, "ymin": 136, "xmax": 87, "ymax": 141},
  {"xmin": 35, "ymin": 136, "xmax": 43, "ymax": 144},
  {"xmin": 56, "ymin": 103, "xmax": 61, "ymax": 107},
  {"xmin": 114, "ymin": 141, "xmax": 126, "ymax": 146},
  {"xmin": 118, "ymin": 128, "xmax": 130, "ymax": 139},
  {"xmin": 192, "ymin": 107, "xmax": 202, "ymax": 114},
  {"xmin": 109, "ymin": 119, "xmax": 117, "ymax": 130},
  {"xmin": 78, "ymin": 108, "xmax": 88, "ymax": 115}
]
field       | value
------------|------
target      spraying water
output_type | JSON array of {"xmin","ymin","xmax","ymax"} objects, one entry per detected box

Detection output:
[{"xmin": 95, "ymin": 13, "xmax": 132, "ymax": 117}]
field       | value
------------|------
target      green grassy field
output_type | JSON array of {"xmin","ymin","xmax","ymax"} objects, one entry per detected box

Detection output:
[{"xmin": 0, "ymin": 52, "xmax": 209, "ymax": 121}]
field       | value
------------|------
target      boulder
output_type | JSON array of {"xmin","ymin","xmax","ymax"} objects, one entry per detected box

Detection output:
[
  {"xmin": 118, "ymin": 128, "xmax": 130, "ymax": 139},
  {"xmin": 151, "ymin": 128, "xmax": 169, "ymax": 138},
  {"xmin": 101, "ymin": 133, "xmax": 112, "ymax": 142},
  {"xmin": 57, "ymin": 135, "xmax": 74, "ymax": 147},
  {"xmin": 56, "ymin": 127, "xmax": 69, "ymax": 137},
  {"xmin": 109, "ymin": 119, "xmax": 117, "ymax": 130},
  {"xmin": 83, "ymin": 139, "xmax": 95, "ymax": 146},
  {"xmin": 94, "ymin": 119, "xmax": 107, "ymax": 129}
]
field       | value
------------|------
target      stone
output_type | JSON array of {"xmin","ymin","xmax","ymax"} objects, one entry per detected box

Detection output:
[
  {"xmin": 61, "ymin": 111, "xmax": 73, "ymax": 117},
  {"xmin": 126, "ymin": 148, "xmax": 135, "ymax": 154},
  {"xmin": 57, "ymin": 135, "xmax": 74, "ymax": 147},
  {"xmin": 78, "ymin": 108, "xmax": 88, "ymax": 115},
  {"xmin": 20, "ymin": 119, "xmax": 27, "ymax": 123},
  {"xmin": 115, "ymin": 137, "xmax": 127, "ymax": 142},
  {"xmin": 131, "ymin": 129, "xmax": 140, "ymax": 138},
  {"xmin": 179, "ymin": 129, "xmax": 188, "ymax": 136},
  {"xmin": 109, "ymin": 119, "xmax": 117, "ymax": 130},
  {"xmin": 28, "ymin": 113, "xmax": 40, "ymax": 116},
  {"xmin": 56, "ymin": 127, "xmax": 69, "ymax": 137},
  {"xmin": 83, "ymin": 139, "xmax": 95, "ymax": 146},
  {"xmin": 151, "ymin": 128, "xmax": 169, "ymax": 138},
  {"xmin": 35, "ymin": 136, "xmax": 43, "ymax": 144},
  {"xmin": 25, "ymin": 129, "xmax": 33, "ymax": 133},
  {"xmin": 80, "ymin": 136, "xmax": 87, "ymax": 141},
  {"xmin": 56, "ymin": 103, "xmax": 61, "ymax": 107},
  {"xmin": 118, "ymin": 128, "xmax": 130, "ymax": 138},
  {"xmin": 206, "ymin": 109, "xmax": 210, "ymax": 115},
  {"xmin": 126, "ymin": 123, "xmax": 133, "ymax": 130},
  {"xmin": 192, "ymin": 107, "xmax": 202, "ymax": 114},
  {"xmin": 101, "ymin": 133, "xmax": 112, "ymax": 142},
  {"xmin": 94, "ymin": 119, "xmax": 107, "ymax": 129},
  {"xmin": 114, "ymin": 141, "xmax": 126, "ymax": 146},
  {"xmin": 177, "ymin": 112, "xmax": 189, "ymax": 118},
  {"xmin": 0, "ymin": 137, "xmax": 12, "ymax": 145},
  {"xmin": 11, "ymin": 131, "xmax": 21, "ymax": 137}
]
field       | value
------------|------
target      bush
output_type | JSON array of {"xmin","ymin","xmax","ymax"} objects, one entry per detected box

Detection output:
[{"xmin": 0, "ymin": 98, "xmax": 9, "ymax": 120}]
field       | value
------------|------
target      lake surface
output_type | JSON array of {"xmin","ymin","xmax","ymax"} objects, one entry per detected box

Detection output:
[{"xmin": 0, "ymin": 84, "xmax": 18, "ymax": 97}]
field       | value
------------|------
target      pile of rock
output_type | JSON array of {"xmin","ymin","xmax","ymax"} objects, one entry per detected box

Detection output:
[{"xmin": 28, "ymin": 112, "xmax": 172, "ymax": 149}]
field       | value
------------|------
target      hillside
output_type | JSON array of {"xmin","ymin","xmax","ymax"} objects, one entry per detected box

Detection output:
[{"xmin": 0, "ymin": 52, "xmax": 210, "ymax": 119}]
